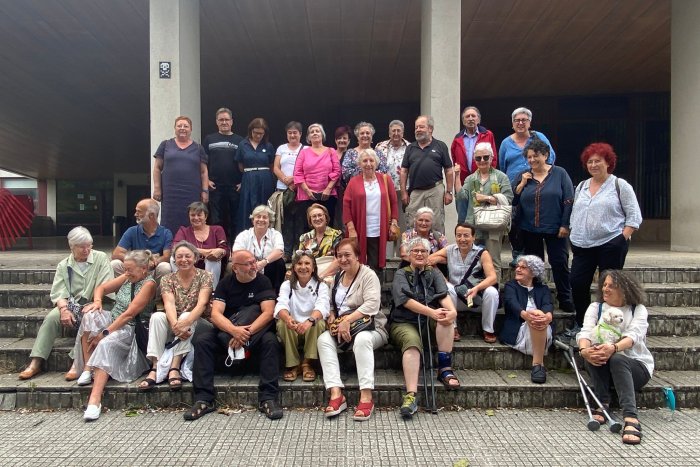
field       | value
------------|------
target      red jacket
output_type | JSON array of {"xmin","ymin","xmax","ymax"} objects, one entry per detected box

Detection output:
[{"xmin": 450, "ymin": 126, "xmax": 498, "ymax": 184}]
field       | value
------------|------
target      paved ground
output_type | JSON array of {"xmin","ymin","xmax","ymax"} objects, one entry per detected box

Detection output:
[{"xmin": 0, "ymin": 406, "xmax": 696, "ymax": 466}]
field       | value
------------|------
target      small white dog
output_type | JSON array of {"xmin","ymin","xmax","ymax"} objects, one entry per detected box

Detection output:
[{"xmin": 593, "ymin": 306, "xmax": 625, "ymax": 345}]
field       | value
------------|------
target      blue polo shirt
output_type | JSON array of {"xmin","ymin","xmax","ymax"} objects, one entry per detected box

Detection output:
[{"xmin": 117, "ymin": 224, "xmax": 173, "ymax": 254}]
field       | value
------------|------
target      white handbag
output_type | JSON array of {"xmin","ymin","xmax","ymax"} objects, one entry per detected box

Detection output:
[{"xmin": 473, "ymin": 193, "xmax": 512, "ymax": 231}]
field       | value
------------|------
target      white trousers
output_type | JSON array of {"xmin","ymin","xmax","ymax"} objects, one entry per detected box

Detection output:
[
  {"xmin": 317, "ymin": 329, "xmax": 385, "ymax": 391},
  {"xmin": 447, "ymin": 283, "xmax": 499, "ymax": 333},
  {"xmin": 146, "ymin": 311, "xmax": 197, "ymax": 359}
]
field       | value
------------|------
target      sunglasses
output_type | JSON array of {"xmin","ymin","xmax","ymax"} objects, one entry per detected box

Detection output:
[{"xmin": 474, "ymin": 155, "xmax": 490, "ymax": 162}]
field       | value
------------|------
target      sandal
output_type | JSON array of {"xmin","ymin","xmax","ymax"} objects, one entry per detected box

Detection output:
[
  {"xmin": 438, "ymin": 367, "xmax": 461, "ymax": 390},
  {"xmin": 301, "ymin": 360, "xmax": 316, "ymax": 382},
  {"xmin": 622, "ymin": 419, "xmax": 643, "ymax": 445},
  {"xmin": 184, "ymin": 400, "xmax": 216, "ymax": 421},
  {"xmin": 592, "ymin": 407, "xmax": 608, "ymax": 425},
  {"xmin": 352, "ymin": 400, "xmax": 374, "ymax": 421},
  {"xmin": 18, "ymin": 365, "xmax": 42, "ymax": 380},
  {"xmin": 168, "ymin": 368, "xmax": 183, "ymax": 391},
  {"xmin": 283, "ymin": 365, "xmax": 300, "ymax": 382},
  {"xmin": 324, "ymin": 395, "xmax": 347, "ymax": 418},
  {"xmin": 138, "ymin": 368, "xmax": 157, "ymax": 392},
  {"xmin": 453, "ymin": 328, "xmax": 462, "ymax": 342}
]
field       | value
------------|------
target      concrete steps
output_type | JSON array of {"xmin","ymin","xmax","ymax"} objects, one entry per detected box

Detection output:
[
  {"xmin": 1, "ymin": 335, "xmax": 698, "ymax": 373},
  {"xmin": 1, "ymin": 262, "xmax": 699, "ymax": 411},
  {"xmin": 0, "ymin": 369, "xmax": 694, "ymax": 411}
]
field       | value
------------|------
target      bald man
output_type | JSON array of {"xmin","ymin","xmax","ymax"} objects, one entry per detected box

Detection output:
[
  {"xmin": 111, "ymin": 198, "xmax": 172, "ymax": 279},
  {"xmin": 186, "ymin": 250, "xmax": 282, "ymax": 421}
]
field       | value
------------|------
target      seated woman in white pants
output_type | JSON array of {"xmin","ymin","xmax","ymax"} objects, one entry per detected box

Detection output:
[
  {"xmin": 139, "ymin": 241, "xmax": 213, "ymax": 391},
  {"xmin": 428, "ymin": 223, "xmax": 499, "ymax": 343},
  {"xmin": 318, "ymin": 238, "xmax": 388, "ymax": 422}
]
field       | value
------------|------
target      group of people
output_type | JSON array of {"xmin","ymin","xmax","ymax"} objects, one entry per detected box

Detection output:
[{"xmin": 16, "ymin": 106, "xmax": 651, "ymax": 445}]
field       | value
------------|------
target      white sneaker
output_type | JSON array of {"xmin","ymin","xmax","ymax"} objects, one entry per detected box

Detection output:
[
  {"xmin": 77, "ymin": 370, "xmax": 93, "ymax": 386},
  {"xmin": 83, "ymin": 404, "xmax": 101, "ymax": 421}
]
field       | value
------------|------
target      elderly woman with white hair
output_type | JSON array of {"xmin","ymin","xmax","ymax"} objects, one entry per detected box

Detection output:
[
  {"xmin": 18, "ymin": 226, "xmax": 114, "ymax": 381},
  {"xmin": 500, "ymin": 255, "xmax": 554, "ymax": 384},
  {"xmin": 455, "ymin": 141, "xmax": 513, "ymax": 277},
  {"xmin": 343, "ymin": 148, "xmax": 398, "ymax": 272},
  {"xmin": 233, "ymin": 204, "xmax": 286, "ymax": 293},
  {"xmin": 399, "ymin": 207, "xmax": 447, "ymax": 262},
  {"xmin": 293, "ymin": 123, "xmax": 341, "ymax": 225},
  {"xmin": 340, "ymin": 122, "xmax": 389, "ymax": 189}
]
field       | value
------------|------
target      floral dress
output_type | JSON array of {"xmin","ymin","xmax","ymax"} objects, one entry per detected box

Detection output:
[{"xmin": 72, "ymin": 275, "xmax": 155, "ymax": 382}]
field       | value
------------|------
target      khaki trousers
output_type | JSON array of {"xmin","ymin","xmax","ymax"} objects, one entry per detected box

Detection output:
[{"xmin": 276, "ymin": 319, "xmax": 326, "ymax": 367}]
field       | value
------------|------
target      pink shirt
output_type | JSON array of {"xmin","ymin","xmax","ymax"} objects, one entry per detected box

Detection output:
[{"xmin": 293, "ymin": 146, "xmax": 341, "ymax": 201}]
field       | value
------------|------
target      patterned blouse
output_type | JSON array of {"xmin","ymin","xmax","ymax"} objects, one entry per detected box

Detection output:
[
  {"xmin": 340, "ymin": 147, "xmax": 388, "ymax": 188},
  {"xmin": 160, "ymin": 269, "xmax": 213, "ymax": 318},
  {"xmin": 400, "ymin": 228, "xmax": 447, "ymax": 253},
  {"xmin": 111, "ymin": 275, "xmax": 156, "ymax": 324},
  {"xmin": 298, "ymin": 227, "xmax": 343, "ymax": 258}
]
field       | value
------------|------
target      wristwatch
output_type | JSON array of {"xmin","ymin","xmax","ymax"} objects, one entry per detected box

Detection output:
[
  {"xmin": 102, "ymin": 329, "xmax": 110, "ymax": 337},
  {"xmin": 307, "ymin": 317, "xmax": 317, "ymax": 326},
  {"xmin": 446, "ymin": 190, "xmax": 453, "ymax": 195}
]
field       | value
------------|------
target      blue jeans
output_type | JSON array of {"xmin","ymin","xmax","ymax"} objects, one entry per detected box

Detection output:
[{"xmin": 456, "ymin": 196, "xmax": 469, "ymax": 224}]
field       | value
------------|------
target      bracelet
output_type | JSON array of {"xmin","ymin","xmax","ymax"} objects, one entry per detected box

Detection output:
[
  {"xmin": 201, "ymin": 189, "xmax": 209, "ymax": 193},
  {"xmin": 614, "ymin": 343, "xmax": 619, "ymax": 353}
]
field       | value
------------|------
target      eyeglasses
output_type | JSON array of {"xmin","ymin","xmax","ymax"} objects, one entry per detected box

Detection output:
[
  {"xmin": 514, "ymin": 264, "xmax": 528, "ymax": 270},
  {"xmin": 294, "ymin": 249, "xmax": 313, "ymax": 257},
  {"xmin": 411, "ymin": 249, "xmax": 429, "ymax": 255},
  {"xmin": 474, "ymin": 155, "xmax": 490, "ymax": 162},
  {"xmin": 251, "ymin": 130, "xmax": 265, "ymax": 136},
  {"xmin": 513, "ymin": 118, "xmax": 530, "ymax": 124}
]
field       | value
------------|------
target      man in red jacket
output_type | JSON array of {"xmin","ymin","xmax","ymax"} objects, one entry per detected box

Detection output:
[{"xmin": 450, "ymin": 106, "xmax": 497, "ymax": 223}]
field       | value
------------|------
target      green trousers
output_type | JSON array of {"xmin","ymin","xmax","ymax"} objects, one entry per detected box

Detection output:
[
  {"xmin": 276, "ymin": 319, "xmax": 326, "ymax": 367},
  {"xmin": 30, "ymin": 307, "xmax": 74, "ymax": 361}
]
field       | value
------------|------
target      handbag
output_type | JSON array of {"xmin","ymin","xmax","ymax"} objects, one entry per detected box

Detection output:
[
  {"xmin": 383, "ymin": 174, "xmax": 400, "ymax": 241},
  {"xmin": 329, "ymin": 314, "xmax": 375, "ymax": 352},
  {"xmin": 282, "ymin": 188, "xmax": 296, "ymax": 207},
  {"xmin": 65, "ymin": 266, "xmax": 87, "ymax": 329},
  {"xmin": 473, "ymin": 193, "xmax": 512, "ymax": 231},
  {"xmin": 131, "ymin": 283, "xmax": 149, "ymax": 354}
]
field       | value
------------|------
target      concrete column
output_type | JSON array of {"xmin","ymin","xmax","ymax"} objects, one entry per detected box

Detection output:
[
  {"xmin": 671, "ymin": 0, "xmax": 700, "ymax": 251},
  {"xmin": 46, "ymin": 179, "xmax": 57, "ymax": 221},
  {"xmin": 149, "ymin": 0, "xmax": 201, "ymax": 194},
  {"xmin": 420, "ymin": 0, "xmax": 461, "ymax": 239}
]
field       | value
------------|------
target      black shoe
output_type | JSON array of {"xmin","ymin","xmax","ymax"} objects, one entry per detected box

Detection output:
[
  {"xmin": 531, "ymin": 364, "xmax": 547, "ymax": 384},
  {"xmin": 559, "ymin": 302, "xmax": 576, "ymax": 314},
  {"xmin": 259, "ymin": 399, "xmax": 283, "ymax": 420}
]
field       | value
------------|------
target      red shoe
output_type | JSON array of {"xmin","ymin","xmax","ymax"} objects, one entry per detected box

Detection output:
[
  {"xmin": 483, "ymin": 332, "xmax": 497, "ymax": 344},
  {"xmin": 324, "ymin": 395, "xmax": 347, "ymax": 418},
  {"xmin": 352, "ymin": 400, "xmax": 374, "ymax": 421}
]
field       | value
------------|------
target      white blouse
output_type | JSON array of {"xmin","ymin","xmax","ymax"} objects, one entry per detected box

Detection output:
[
  {"xmin": 274, "ymin": 278, "xmax": 330, "ymax": 322},
  {"xmin": 232, "ymin": 228, "xmax": 284, "ymax": 260}
]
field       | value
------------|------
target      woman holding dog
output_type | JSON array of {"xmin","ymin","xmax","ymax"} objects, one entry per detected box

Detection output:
[
  {"xmin": 317, "ymin": 238, "xmax": 388, "ymax": 421},
  {"xmin": 576, "ymin": 270, "xmax": 653, "ymax": 445}
]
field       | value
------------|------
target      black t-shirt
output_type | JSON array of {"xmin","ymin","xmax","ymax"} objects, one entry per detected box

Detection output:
[
  {"xmin": 401, "ymin": 138, "xmax": 452, "ymax": 191},
  {"xmin": 213, "ymin": 273, "xmax": 276, "ymax": 319},
  {"xmin": 203, "ymin": 132, "xmax": 244, "ymax": 186}
]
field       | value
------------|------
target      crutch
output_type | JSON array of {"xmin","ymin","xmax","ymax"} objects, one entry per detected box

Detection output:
[
  {"xmin": 554, "ymin": 339, "xmax": 622, "ymax": 433},
  {"xmin": 403, "ymin": 287, "xmax": 437, "ymax": 414}
]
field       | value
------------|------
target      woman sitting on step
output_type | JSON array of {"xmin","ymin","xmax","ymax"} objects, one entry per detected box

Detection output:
[
  {"xmin": 139, "ymin": 241, "xmax": 212, "ymax": 392},
  {"xmin": 19, "ymin": 226, "xmax": 113, "ymax": 381},
  {"xmin": 500, "ymin": 255, "xmax": 554, "ymax": 384},
  {"xmin": 72, "ymin": 249, "xmax": 156, "ymax": 421},
  {"xmin": 576, "ymin": 270, "xmax": 653, "ymax": 445},
  {"xmin": 274, "ymin": 251, "xmax": 329, "ymax": 382}
]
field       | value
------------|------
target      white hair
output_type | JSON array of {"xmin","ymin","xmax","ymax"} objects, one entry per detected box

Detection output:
[
  {"xmin": 474, "ymin": 142, "xmax": 494, "ymax": 156},
  {"xmin": 511, "ymin": 107, "xmax": 533, "ymax": 121},
  {"xmin": 67, "ymin": 226, "xmax": 93, "ymax": 247}
]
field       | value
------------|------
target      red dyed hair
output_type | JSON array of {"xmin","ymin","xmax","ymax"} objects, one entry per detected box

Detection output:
[
  {"xmin": 174, "ymin": 115, "xmax": 192, "ymax": 128},
  {"xmin": 580, "ymin": 142, "xmax": 617, "ymax": 174},
  {"xmin": 336, "ymin": 238, "xmax": 361, "ymax": 257}
]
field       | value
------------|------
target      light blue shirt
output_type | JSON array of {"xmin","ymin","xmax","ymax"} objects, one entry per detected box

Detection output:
[
  {"xmin": 498, "ymin": 131, "xmax": 556, "ymax": 184},
  {"xmin": 462, "ymin": 128, "xmax": 480, "ymax": 169},
  {"xmin": 569, "ymin": 175, "xmax": 642, "ymax": 248}
]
